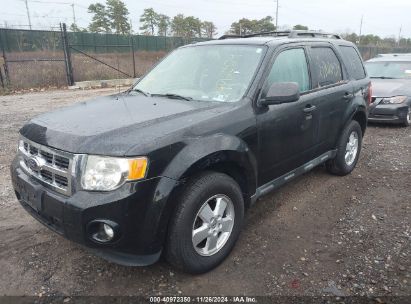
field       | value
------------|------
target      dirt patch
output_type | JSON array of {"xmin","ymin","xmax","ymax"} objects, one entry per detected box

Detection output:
[{"xmin": 0, "ymin": 89, "xmax": 410, "ymax": 297}]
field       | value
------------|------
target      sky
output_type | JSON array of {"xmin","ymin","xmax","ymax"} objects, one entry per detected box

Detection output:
[{"xmin": 1, "ymin": 0, "xmax": 410, "ymax": 38}]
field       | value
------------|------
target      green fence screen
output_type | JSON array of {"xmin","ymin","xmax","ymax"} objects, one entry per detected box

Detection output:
[{"xmin": 0, "ymin": 28, "xmax": 210, "ymax": 53}]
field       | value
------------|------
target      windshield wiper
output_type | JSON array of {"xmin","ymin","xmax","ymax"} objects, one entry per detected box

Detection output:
[
  {"xmin": 370, "ymin": 76, "xmax": 397, "ymax": 79},
  {"xmin": 131, "ymin": 88, "xmax": 149, "ymax": 96},
  {"xmin": 151, "ymin": 93, "xmax": 193, "ymax": 101}
]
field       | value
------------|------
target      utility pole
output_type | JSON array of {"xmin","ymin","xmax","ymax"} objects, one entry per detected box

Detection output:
[
  {"xmin": 24, "ymin": 0, "xmax": 32, "ymax": 30},
  {"xmin": 398, "ymin": 25, "xmax": 402, "ymax": 47},
  {"xmin": 71, "ymin": 3, "xmax": 76, "ymax": 25},
  {"xmin": 275, "ymin": 0, "xmax": 279, "ymax": 29},
  {"xmin": 358, "ymin": 15, "xmax": 363, "ymax": 44}
]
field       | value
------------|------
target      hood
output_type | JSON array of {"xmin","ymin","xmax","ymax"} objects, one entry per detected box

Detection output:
[
  {"xmin": 20, "ymin": 94, "xmax": 231, "ymax": 156},
  {"xmin": 371, "ymin": 78, "xmax": 411, "ymax": 98}
]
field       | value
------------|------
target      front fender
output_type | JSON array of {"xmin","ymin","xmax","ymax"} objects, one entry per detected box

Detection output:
[
  {"xmin": 161, "ymin": 133, "xmax": 257, "ymax": 192},
  {"xmin": 145, "ymin": 133, "xmax": 258, "ymax": 248}
]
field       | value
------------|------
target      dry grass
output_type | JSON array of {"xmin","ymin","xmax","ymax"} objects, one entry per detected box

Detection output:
[{"xmin": 2, "ymin": 50, "xmax": 166, "ymax": 89}]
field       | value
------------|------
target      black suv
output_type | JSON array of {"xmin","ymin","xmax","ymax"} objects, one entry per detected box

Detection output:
[
  {"xmin": 365, "ymin": 54, "xmax": 411, "ymax": 126},
  {"xmin": 11, "ymin": 30, "xmax": 370, "ymax": 273}
]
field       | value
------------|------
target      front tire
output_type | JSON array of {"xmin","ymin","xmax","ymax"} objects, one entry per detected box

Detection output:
[
  {"xmin": 402, "ymin": 106, "xmax": 411, "ymax": 127},
  {"xmin": 165, "ymin": 172, "xmax": 244, "ymax": 274},
  {"xmin": 326, "ymin": 120, "xmax": 363, "ymax": 176}
]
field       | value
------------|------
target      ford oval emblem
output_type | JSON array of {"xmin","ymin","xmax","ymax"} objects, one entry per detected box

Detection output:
[{"xmin": 27, "ymin": 157, "xmax": 40, "ymax": 171}]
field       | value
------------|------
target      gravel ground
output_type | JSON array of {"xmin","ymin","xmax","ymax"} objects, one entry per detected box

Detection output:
[{"xmin": 0, "ymin": 89, "xmax": 410, "ymax": 297}]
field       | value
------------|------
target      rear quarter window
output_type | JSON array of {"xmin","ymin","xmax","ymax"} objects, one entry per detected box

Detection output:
[
  {"xmin": 339, "ymin": 46, "xmax": 366, "ymax": 80},
  {"xmin": 310, "ymin": 47, "xmax": 343, "ymax": 88}
]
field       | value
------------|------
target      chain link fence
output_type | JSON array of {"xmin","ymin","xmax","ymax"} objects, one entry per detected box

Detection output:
[
  {"xmin": 2, "ymin": 27, "xmax": 411, "ymax": 90},
  {"xmin": 0, "ymin": 25, "xmax": 209, "ymax": 90}
]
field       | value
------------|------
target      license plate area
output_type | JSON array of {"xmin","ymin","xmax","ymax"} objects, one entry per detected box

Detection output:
[{"xmin": 17, "ymin": 174, "xmax": 43, "ymax": 212}]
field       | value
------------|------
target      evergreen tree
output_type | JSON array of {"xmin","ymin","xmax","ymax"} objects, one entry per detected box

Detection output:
[
  {"xmin": 88, "ymin": 3, "xmax": 111, "ymax": 33},
  {"xmin": 202, "ymin": 21, "xmax": 217, "ymax": 38},
  {"xmin": 139, "ymin": 8, "xmax": 159, "ymax": 35},
  {"xmin": 106, "ymin": 0, "xmax": 130, "ymax": 34},
  {"xmin": 230, "ymin": 16, "xmax": 275, "ymax": 35},
  {"xmin": 157, "ymin": 14, "xmax": 171, "ymax": 36},
  {"xmin": 171, "ymin": 14, "xmax": 186, "ymax": 37},
  {"xmin": 293, "ymin": 24, "xmax": 309, "ymax": 30}
]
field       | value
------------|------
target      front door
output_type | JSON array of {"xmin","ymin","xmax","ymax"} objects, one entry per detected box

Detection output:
[{"xmin": 257, "ymin": 47, "xmax": 320, "ymax": 186}]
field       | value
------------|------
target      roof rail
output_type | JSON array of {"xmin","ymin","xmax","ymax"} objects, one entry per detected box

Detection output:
[
  {"xmin": 218, "ymin": 30, "xmax": 342, "ymax": 40},
  {"xmin": 288, "ymin": 30, "xmax": 342, "ymax": 39},
  {"xmin": 218, "ymin": 34, "xmax": 243, "ymax": 40}
]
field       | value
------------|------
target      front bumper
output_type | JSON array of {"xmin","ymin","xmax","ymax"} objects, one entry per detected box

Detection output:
[
  {"xmin": 368, "ymin": 102, "xmax": 409, "ymax": 124},
  {"xmin": 10, "ymin": 156, "xmax": 178, "ymax": 266}
]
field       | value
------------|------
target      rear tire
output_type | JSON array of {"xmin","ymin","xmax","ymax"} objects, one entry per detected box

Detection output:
[
  {"xmin": 165, "ymin": 171, "xmax": 244, "ymax": 274},
  {"xmin": 326, "ymin": 120, "xmax": 362, "ymax": 176}
]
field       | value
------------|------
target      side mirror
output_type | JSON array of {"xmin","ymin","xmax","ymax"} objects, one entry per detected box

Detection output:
[{"xmin": 259, "ymin": 82, "xmax": 300, "ymax": 106}]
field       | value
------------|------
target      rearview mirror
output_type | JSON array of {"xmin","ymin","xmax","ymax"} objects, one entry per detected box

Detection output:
[{"xmin": 259, "ymin": 82, "xmax": 300, "ymax": 106}]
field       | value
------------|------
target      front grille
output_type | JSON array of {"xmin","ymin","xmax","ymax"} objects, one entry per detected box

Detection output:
[
  {"xmin": 55, "ymin": 155, "xmax": 69, "ymax": 169},
  {"xmin": 40, "ymin": 151, "xmax": 53, "ymax": 164},
  {"xmin": 19, "ymin": 138, "xmax": 74, "ymax": 195}
]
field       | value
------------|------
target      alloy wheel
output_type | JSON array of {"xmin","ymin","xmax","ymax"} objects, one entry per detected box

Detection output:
[
  {"xmin": 345, "ymin": 131, "xmax": 359, "ymax": 166},
  {"xmin": 192, "ymin": 194, "xmax": 235, "ymax": 256}
]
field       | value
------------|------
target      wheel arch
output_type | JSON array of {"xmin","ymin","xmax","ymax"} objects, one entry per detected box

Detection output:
[
  {"xmin": 161, "ymin": 134, "xmax": 258, "ymax": 200},
  {"xmin": 352, "ymin": 108, "xmax": 367, "ymax": 136},
  {"xmin": 149, "ymin": 134, "xmax": 258, "ymax": 247}
]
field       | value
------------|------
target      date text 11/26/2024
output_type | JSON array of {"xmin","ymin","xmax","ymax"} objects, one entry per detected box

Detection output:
[{"xmin": 149, "ymin": 296, "xmax": 257, "ymax": 303}]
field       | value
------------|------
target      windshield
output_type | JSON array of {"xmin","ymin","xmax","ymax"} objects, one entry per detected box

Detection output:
[
  {"xmin": 133, "ymin": 45, "xmax": 266, "ymax": 103},
  {"xmin": 365, "ymin": 61, "xmax": 411, "ymax": 79}
]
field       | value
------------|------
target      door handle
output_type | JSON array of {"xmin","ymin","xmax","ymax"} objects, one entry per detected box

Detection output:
[
  {"xmin": 343, "ymin": 93, "xmax": 354, "ymax": 100},
  {"xmin": 303, "ymin": 105, "xmax": 317, "ymax": 113}
]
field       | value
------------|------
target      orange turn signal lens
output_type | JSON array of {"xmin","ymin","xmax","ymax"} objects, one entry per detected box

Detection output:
[{"xmin": 127, "ymin": 157, "xmax": 148, "ymax": 180}]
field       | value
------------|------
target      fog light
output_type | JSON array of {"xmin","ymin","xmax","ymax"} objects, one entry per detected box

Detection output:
[
  {"xmin": 103, "ymin": 223, "xmax": 114, "ymax": 239},
  {"xmin": 89, "ymin": 221, "xmax": 118, "ymax": 243}
]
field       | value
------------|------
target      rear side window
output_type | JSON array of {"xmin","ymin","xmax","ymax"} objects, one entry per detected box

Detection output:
[
  {"xmin": 310, "ymin": 47, "xmax": 343, "ymax": 87},
  {"xmin": 339, "ymin": 46, "xmax": 366, "ymax": 80},
  {"xmin": 265, "ymin": 48, "xmax": 310, "ymax": 93}
]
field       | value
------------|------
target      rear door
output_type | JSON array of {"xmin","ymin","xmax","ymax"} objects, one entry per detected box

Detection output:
[
  {"xmin": 305, "ymin": 44, "xmax": 353, "ymax": 154},
  {"xmin": 337, "ymin": 44, "xmax": 369, "ymax": 110}
]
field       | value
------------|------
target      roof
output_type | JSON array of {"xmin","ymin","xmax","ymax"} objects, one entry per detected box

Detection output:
[{"xmin": 191, "ymin": 30, "xmax": 354, "ymax": 47}]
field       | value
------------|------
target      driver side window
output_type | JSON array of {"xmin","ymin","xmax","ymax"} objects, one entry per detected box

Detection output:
[{"xmin": 263, "ymin": 48, "xmax": 310, "ymax": 97}]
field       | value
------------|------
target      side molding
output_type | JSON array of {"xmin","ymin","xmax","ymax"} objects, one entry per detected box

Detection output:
[{"xmin": 251, "ymin": 150, "xmax": 337, "ymax": 204}]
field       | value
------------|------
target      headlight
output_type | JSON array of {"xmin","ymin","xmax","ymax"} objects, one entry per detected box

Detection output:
[
  {"xmin": 382, "ymin": 96, "xmax": 408, "ymax": 104},
  {"xmin": 81, "ymin": 155, "xmax": 148, "ymax": 191},
  {"xmin": 18, "ymin": 139, "xmax": 24, "ymax": 152}
]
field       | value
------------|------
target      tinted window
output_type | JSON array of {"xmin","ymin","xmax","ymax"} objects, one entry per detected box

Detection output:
[
  {"xmin": 310, "ymin": 47, "xmax": 343, "ymax": 87},
  {"xmin": 265, "ymin": 48, "xmax": 310, "ymax": 94},
  {"xmin": 339, "ymin": 46, "xmax": 366, "ymax": 80}
]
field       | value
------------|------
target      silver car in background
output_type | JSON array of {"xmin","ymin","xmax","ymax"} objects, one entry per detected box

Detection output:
[{"xmin": 365, "ymin": 54, "xmax": 411, "ymax": 127}]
